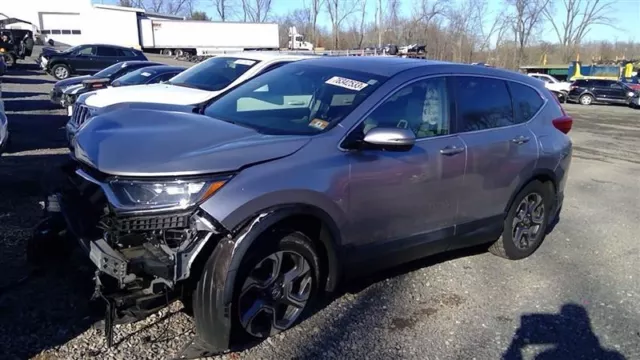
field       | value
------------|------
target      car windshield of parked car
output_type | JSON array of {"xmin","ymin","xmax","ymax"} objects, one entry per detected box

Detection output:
[
  {"xmin": 167, "ymin": 56, "xmax": 258, "ymax": 92},
  {"xmin": 115, "ymin": 67, "xmax": 159, "ymax": 85},
  {"xmin": 204, "ymin": 63, "xmax": 388, "ymax": 135},
  {"xmin": 94, "ymin": 63, "xmax": 125, "ymax": 79}
]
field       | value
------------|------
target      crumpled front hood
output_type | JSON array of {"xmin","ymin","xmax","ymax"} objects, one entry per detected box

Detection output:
[
  {"xmin": 84, "ymin": 83, "xmax": 218, "ymax": 108},
  {"xmin": 55, "ymin": 75, "xmax": 92, "ymax": 89},
  {"xmin": 73, "ymin": 109, "xmax": 311, "ymax": 177}
]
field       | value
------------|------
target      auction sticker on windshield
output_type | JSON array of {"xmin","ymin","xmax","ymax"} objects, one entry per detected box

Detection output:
[
  {"xmin": 235, "ymin": 59, "xmax": 256, "ymax": 66},
  {"xmin": 140, "ymin": 72, "xmax": 152, "ymax": 77},
  {"xmin": 325, "ymin": 76, "xmax": 369, "ymax": 91},
  {"xmin": 309, "ymin": 118, "xmax": 329, "ymax": 130}
]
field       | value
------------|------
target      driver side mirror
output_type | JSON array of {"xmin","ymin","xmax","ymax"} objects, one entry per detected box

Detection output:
[{"xmin": 361, "ymin": 127, "xmax": 416, "ymax": 151}]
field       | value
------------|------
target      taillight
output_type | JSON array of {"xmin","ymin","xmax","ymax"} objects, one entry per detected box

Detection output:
[
  {"xmin": 569, "ymin": 82, "xmax": 578, "ymax": 91},
  {"xmin": 553, "ymin": 116, "xmax": 573, "ymax": 134}
]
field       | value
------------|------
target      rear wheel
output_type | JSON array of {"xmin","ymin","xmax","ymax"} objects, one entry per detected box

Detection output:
[
  {"xmin": 161, "ymin": 49, "xmax": 173, "ymax": 56},
  {"xmin": 175, "ymin": 49, "xmax": 184, "ymax": 57},
  {"xmin": 579, "ymin": 94, "xmax": 594, "ymax": 105},
  {"xmin": 489, "ymin": 180, "xmax": 552, "ymax": 260}
]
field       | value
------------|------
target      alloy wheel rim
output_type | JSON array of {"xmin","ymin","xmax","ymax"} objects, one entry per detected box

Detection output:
[
  {"xmin": 55, "ymin": 67, "xmax": 68, "ymax": 79},
  {"xmin": 581, "ymin": 96, "xmax": 592, "ymax": 105},
  {"xmin": 238, "ymin": 250, "xmax": 313, "ymax": 338},
  {"xmin": 511, "ymin": 193, "xmax": 545, "ymax": 250}
]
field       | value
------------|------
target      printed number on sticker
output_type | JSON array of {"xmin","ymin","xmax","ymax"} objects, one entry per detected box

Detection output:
[{"xmin": 325, "ymin": 76, "xmax": 368, "ymax": 91}]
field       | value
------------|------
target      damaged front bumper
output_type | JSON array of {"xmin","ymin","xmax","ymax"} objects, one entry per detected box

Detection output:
[{"xmin": 38, "ymin": 162, "xmax": 237, "ymax": 356}]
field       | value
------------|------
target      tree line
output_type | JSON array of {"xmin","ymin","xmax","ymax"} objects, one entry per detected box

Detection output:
[{"xmin": 118, "ymin": 0, "xmax": 638, "ymax": 69}]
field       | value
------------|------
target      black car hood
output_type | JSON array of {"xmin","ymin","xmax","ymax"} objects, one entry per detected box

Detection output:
[
  {"xmin": 73, "ymin": 109, "xmax": 311, "ymax": 177},
  {"xmin": 55, "ymin": 75, "xmax": 93, "ymax": 89}
]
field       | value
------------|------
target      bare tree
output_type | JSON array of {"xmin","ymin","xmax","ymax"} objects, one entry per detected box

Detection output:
[
  {"xmin": 326, "ymin": 0, "xmax": 360, "ymax": 49},
  {"xmin": 213, "ymin": 0, "xmax": 236, "ymax": 21},
  {"xmin": 356, "ymin": 0, "xmax": 367, "ymax": 49},
  {"xmin": 305, "ymin": 0, "xmax": 326, "ymax": 47},
  {"xmin": 509, "ymin": 0, "xmax": 551, "ymax": 67},
  {"xmin": 241, "ymin": 0, "xmax": 273, "ymax": 22},
  {"xmin": 543, "ymin": 0, "xmax": 615, "ymax": 62}
]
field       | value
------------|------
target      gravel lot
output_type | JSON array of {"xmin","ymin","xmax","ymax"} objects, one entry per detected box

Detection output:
[{"xmin": 1, "ymin": 51, "xmax": 639, "ymax": 360}]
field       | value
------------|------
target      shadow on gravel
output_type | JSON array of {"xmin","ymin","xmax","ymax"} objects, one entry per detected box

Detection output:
[
  {"xmin": 5, "ymin": 99, "xmax": 59, "ymax": 112},
  {"xmin": 503, "ymin": 303, "xmax": 626, "ymax": 360},
  {"xmin": 2, "ymin": 91, "xmax": 47, "ymax": 99},
  {"xmin": 5, "ymin": 69, "xmax": 46, "ymax": 77},
  {"xmin": 288, "ymin": 245, "xmax": 488, "ymax": 359},
  {"xmin": 5, "ymin": 113, "xmax": 69, "ymax": 152},
  {"xmin": 2, "ymin": 77, "xmax": 56, "ymax": 85},
  {"xmin": 0, "ymin": 151, "xmax": 101, "ymax": 359}
]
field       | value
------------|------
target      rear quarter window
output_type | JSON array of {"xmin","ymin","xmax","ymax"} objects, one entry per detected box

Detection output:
[{"xmin": 509, "ymin": 82, "xmax": 544, "ymax": 123}]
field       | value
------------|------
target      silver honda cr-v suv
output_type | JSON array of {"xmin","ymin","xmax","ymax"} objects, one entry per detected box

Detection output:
[{"xmin": 30, "ymin": 56, "xmax": 573, "ymax": 358}]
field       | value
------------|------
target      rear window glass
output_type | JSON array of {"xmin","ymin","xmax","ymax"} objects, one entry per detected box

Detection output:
[
  {"xmin": 509, "ymin": 82, "xmax": 544, "ymax": 123},
  {"xmin": 167, "ymin": 56, "xmax": 259, "ymax": 92},
  {"xmin": 455, "ymin": 76, "xmax": 515, "ymax": 132}
]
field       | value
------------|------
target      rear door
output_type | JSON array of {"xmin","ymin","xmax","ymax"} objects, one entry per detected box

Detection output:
[
  {"xmin": 591, "ymin": 80, "xmax": 612, "ymax": 101},
  {"xmin": 94, "ymin": 46, "xmax": 121, "ymax": 72},
  {"xmin": 453, "ymin": 76, "xmax": 540, "ymax": 230}
]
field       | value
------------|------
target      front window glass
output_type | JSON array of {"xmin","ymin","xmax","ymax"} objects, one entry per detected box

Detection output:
[
  {"xmin": 204, "ymin": 63, "xmax": 387, "ymax": 135},
  {"xmin": 168, "ymin": 57, "xmax": 259, "ymax": 92}
]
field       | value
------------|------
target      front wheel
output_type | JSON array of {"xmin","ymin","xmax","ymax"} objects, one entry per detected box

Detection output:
[
  {"xmin": 233, "ymin": 231, "xmax": 320, "ymax": 340},
  {"xmin": 3, "ymin": 53, "xmax": 16, "ymax": 68},
  {"xmin": 489, "ymin": 180, "xmax": 552, "ymax": 260},
  {"xmin": 51, "ymin": 64, "xmax": 70, "ymax": 80}
]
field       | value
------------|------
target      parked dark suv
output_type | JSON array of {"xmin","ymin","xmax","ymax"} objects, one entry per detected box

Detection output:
[
  {"xmin": 36, "ymin": 44, "xmax": 148, "ymax": 80},
  {"xmin": 30, "ymin": 57, "xmax": 573, "ymax": 358},
  {"xmin": 567, "ymin": 78, "xmax": 636, "ymax": 105}
]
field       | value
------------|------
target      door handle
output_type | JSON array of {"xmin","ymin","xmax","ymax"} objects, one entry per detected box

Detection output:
[
  {"xmin": 440, "ymin": 145, "xmax": 464, "ymax": 156},
  {"xmin": 511, "ymin": 135, "xmax": 530, "ymax": 144},
  {"xmin": 287, "ymin": 101, "xmax": 306, "ymax": 105}
]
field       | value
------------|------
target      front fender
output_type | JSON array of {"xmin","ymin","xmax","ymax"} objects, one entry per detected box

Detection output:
[{"xmin": 193, "ymin": 207, "xmax": 343, "ymax": 353}]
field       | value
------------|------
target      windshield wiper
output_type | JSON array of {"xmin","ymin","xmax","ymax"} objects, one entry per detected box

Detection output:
[{"xmin": 169, "ymin": 82, "xmax": 208, "ymax": 91}]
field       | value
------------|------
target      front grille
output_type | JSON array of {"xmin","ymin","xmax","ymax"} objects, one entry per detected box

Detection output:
[
  {"xmin": 70, "ymin": 104, "xmax": 93, "ymax": 127},
  {"xmin": 115, "ymin": 214, "xmax": 190, "ymax": 232}
]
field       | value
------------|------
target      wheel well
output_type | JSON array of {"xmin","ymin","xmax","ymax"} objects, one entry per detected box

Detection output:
[
  {"xmin": 505, "ymin": 173, "xmax": 557, "ymax": 213},
  {"xmin": 262, "ymin": 214, "xmax": 337, "ymax": 292}
]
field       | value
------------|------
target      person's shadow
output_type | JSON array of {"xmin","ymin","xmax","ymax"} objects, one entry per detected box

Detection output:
[{"xmin": 503, "ymin": 303, "xmax": 626, "ymax": 360}]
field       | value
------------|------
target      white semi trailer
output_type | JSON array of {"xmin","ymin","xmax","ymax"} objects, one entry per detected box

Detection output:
[{"xmin": 138, "ymin": 19, "xmax": 313, "ymax": 56}]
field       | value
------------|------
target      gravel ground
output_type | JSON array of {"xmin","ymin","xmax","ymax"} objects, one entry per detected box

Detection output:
[{"xmin": 1, "ymin": 51, "xmax": 640, "ymax": 360}]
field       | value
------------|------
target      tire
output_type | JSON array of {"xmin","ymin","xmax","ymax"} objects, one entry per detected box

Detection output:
[
  {"xmin": 175, "ymin": 49, "xmax": 184, "ymax": 57},
  {"xmin": 194, "ymin": 230, "xmax": 321, "ymax": 346},
  {"xmin": 51, "ymin": 64, "xmax": 70, "ymax": 80},
  {"xmin": 489, "ymin": 180, "xmax": 553, "ymax": 260},
  {"xmin": 579, "ymin": 94, "xmax": 594, "ymax": 105},
  {"xmin": 4, "ymin": 53, "xmax": 16, "ymax": 69},
  {"xmin": 161, "ymin": 49, "xmax": 173, "ymax": 56}
]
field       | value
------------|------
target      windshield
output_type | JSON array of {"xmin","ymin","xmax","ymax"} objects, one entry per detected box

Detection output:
[
  {"xmin": 64, "ymin": 45, "xmax": 83, "ymax": 53},
  {"xmin": 95, "ymin": 63, "xmax": 126, "ymax": 79},
  {"xmin": 623, "ymin": 77, "xmax": 639, "ymax": 84},
  {"xmin": 168, "ymin": 56, "xmax": 258, "ymax": 92},
  {"xmin": 204, "ymin": 63, "xmax": 388, "ymax": 135},
  {"xmin": 116, "ymin": 67, "xmax": 159, "ymax": 85}
]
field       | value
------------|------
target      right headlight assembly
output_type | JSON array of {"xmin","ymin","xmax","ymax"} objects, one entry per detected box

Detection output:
[{"xmin": 107, "ymin": 176, "xmax": 231, "ymax": 212}]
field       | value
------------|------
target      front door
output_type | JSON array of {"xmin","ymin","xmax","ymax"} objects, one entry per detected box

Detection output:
[
  {"xmin": 345, "ymin": 76, "xmax": 466, "ymax": 255},
  {"xmin": 607, "ymin": 83, "xmax": 629, "ymax": 103},
  {"xmin": 70, "ymin": 45, "xmax": 96, "ymax": 74},
  {"xmin": 453, "ymin": 76, "xmax": 540, "ymax": 227}
]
